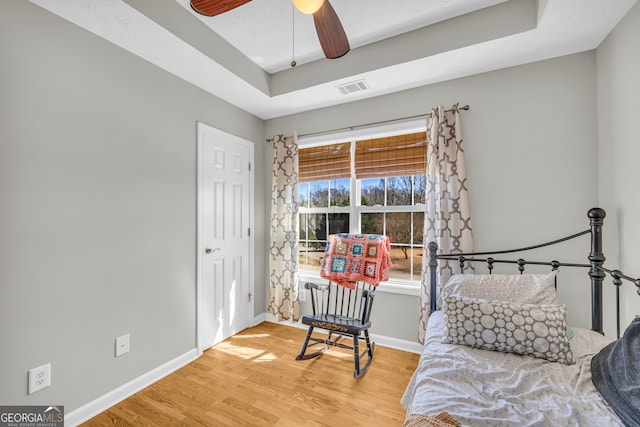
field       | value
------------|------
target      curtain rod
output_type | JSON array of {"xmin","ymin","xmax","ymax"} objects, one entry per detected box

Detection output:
[{"xmin": 265, "ymin": 104, "xmax": 470, "ymax": 143}]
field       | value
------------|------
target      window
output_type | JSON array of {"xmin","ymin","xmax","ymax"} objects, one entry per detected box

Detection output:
[{"xmin": 298, "ymin": 130, "xmax": 426, "ymax": 285}]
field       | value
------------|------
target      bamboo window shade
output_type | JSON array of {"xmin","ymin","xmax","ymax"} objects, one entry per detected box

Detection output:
[
  {"xmin": 298, "ymin": 142, "xmax": 351, "ymax": 182},
  {"xmin": 354, "ymin": 131, "xmax": 427, "ymax": 179}
]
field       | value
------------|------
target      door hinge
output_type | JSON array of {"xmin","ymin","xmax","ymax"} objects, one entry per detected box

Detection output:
[
  {"xmin": 248, "ymin": 227, "xmax": 251, "ymax": 237},
  {"xmin": 248, "ymin": 292, "xmax": 253, "ymax": 302},
  {"xmin": 248, "ymin": 162, "xmax": 251, "ymax": 171}
]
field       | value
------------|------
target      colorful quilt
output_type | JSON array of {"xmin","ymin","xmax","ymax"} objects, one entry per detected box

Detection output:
[{"xmin": 320, "ymin": 233, "xmax": 392, "ymax": 289}]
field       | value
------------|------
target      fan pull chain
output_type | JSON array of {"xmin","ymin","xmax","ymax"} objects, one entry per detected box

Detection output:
[{"xmin": 291, "ymin": 2, "xmax": 297, "ymax": 67}]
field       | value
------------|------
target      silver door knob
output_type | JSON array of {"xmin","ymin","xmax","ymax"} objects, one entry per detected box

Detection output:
[{"xmin": 205, "ymin": 248, "xmax": 220, "ymax": 254}]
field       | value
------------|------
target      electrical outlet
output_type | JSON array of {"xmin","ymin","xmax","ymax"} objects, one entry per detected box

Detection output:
[
  {"xmin": 28, "ymin": 363, "xmax": 51, "ymax": 394},
  {"xmin": 299, "ymin": 289, "xmax": 307, "ymax": 302},
  {"xmin": 115, "ymin": 334, "xmax": 130, "ymax": 357}
]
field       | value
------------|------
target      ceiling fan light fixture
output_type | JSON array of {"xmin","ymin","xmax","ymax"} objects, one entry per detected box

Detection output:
[{"xmin": 292, "ymin": 0, "xmax": 324, "ymax": 15}]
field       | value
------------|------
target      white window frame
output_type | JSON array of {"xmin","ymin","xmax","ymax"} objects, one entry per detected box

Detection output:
[{"xmin": 297, "ymin": 118, "xmax": 426, "ymax": 296}]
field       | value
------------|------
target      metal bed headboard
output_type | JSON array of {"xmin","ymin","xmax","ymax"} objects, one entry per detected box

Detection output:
[{"xmin": 428, "ymin": 208, "xmax": 640, "ymax": 338}]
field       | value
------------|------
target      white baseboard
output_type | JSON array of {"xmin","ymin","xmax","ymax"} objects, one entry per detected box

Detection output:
[
  {"xmin": 369, "ymin": 333, "xmax": 423, "ymax": 354},
  {"xmin": 65, "ymin": 348, "xmax": 199, "ymax": 427},
  {"xmin": 257, "ymin": 313, "xmax": 423, "ymax": 354}
]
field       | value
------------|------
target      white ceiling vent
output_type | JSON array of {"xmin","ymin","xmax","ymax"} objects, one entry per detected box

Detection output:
[{"xmin": 336, "ymin": 79, "xmax": 370, "ymax": 95}]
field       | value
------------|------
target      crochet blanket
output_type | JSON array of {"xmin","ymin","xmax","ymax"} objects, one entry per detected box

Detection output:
[
  {"xmin": 403, "ymin": 412, "xmax": 461, "ymax": 427},
  {"xmin": 320, "ymin": 233, "xmax": 392, "ymax": 289}
]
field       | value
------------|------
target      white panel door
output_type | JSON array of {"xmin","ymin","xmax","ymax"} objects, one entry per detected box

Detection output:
[{"xmin": 198, "ymin": 123, "xmax": 252, "ymax": 351}]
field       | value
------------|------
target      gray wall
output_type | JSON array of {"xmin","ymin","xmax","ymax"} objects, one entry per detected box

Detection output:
[
  {"xmin": 265, "ymin": 52, "xmax": 600, "ymax": 339},
  {"xmin": 0, "ymin": 1, "xmax": 263, "ymax": 411},
  {"xmin": 596, "ymin": 1, "xmax": 640, "ymax": 336}
]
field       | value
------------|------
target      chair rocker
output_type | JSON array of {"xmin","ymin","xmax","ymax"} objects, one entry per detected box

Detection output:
[{"xmin": 295, "ymin": 281, "xmax": 376, "ymax": 379}]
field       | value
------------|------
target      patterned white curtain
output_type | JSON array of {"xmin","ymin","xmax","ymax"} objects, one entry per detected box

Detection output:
[
  {"xmin": 419, "ymin": 104, "xmax": 474, "ymax": 343},
  {"xmin": 268, "ymin": 134, "xmax": 300, "ymax": 322}
]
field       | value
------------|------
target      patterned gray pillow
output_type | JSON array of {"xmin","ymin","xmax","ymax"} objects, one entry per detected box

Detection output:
[
  {"xmin": 443, "ymin": 295, "xmax": 574, "ymax": 364},
  {"xmin": 438, "ymin": 270, "xmax": 559, "ymax": 309}
]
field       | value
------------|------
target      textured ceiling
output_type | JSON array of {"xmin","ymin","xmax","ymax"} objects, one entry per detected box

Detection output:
[{"xmin": 29, "ymin": 0, "xmax": 637, "ymax": 119}]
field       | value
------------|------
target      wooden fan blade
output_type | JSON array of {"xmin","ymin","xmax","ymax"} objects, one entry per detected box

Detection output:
[
  {"xmin": 190, "ymin": 0, "xmax": 251, "ymax": 17},
  {"xmin": 313, "ymin": 0, "xmax": 350, "ymax": 59}
]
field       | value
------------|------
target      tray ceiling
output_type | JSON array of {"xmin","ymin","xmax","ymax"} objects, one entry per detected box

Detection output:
[{"xmin": 28, "ymin": 0, "xmax": 637, "ymax": 119}]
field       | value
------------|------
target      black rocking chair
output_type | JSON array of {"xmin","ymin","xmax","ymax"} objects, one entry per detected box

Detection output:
[{"xmin": 295, "ymin": 281, "xmax": 376, "ymax": 379}]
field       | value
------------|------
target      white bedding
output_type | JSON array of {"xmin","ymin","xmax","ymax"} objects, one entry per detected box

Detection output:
[{"xmin": 401, "ymin": 311, "xmax": 623, "ymax": 427}]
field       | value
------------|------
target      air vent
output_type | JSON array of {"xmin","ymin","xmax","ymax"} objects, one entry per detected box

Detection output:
[{"xmin": 336, "ymin": 79, "xmax": 370, "ymax": 95}]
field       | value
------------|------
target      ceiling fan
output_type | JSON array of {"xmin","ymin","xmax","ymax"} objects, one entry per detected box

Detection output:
[{"xmin": 190, "ymin": 0, "xmax": 350, "ymax": 60}]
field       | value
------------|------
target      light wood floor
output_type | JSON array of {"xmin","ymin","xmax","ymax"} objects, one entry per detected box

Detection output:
[{"xmin": 83, "ymin": 322, "xmax": 420, "ymax": 427}]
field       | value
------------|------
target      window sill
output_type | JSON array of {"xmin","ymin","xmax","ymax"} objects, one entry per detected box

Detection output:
[{"xmin": 298, "ymin": 272, "xmax": 420, "ymax": 297}]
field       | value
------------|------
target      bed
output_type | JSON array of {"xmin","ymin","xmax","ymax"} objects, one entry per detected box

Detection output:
[{"xmin": 401, "ymin": 208, "xmax": 640, "ymax": 427}]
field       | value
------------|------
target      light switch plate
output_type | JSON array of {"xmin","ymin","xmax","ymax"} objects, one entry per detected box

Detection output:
[{"xmin": 115, "ymin": 334, "xmax": 130, "ymax": 357}]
